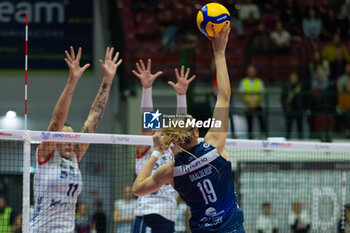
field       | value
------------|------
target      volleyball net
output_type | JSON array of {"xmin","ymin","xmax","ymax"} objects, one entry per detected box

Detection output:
[{"xmin": 0, "ymin": 129, "xmax": 349, "ymax": 233}]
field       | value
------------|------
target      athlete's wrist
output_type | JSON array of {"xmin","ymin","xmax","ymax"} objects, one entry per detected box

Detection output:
[{"xmin": 151, "ymin": 150, "xmax": 162, "ymax": 159}]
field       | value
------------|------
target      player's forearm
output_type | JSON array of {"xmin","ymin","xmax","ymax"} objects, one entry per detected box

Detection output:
[
  {"xmin": 133, "ymin": 155, "xmax": 158, "ymax": 195},
  {"xmin": 141, "ymin": 87, "xmax": 153, "ymax": 113},
  {"xmin": 214, "ymin": 53, "xmax": 231, "ymax": 101},
  {"xmin": 176, "ymin": 94, "xmax": 187, "ymax": 114},
  {"xmin": 82, "ymin": 78, "xmax": 111, "ymax": 133},
  {"xmin": 50, "ymin": 78, "xmax": 78, "ymax": 131}
]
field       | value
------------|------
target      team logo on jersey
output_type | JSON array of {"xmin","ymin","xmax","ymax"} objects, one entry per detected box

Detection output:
[
  {"xmin": 60, "ymin": 170, "xmax": 68, "ymax": 179},
  {"xmin": 205, "ymin": 207, "xmax": 217, "ymax": 216},
  {"xmin": 203, "ymin": 143, "xmax": 210, "ymax": 148},
  {"xmin": 153, "ymin": 163, "xmax": 160, "ymax": 171},
  {"xmin": 143, "ymin": 110, "xmax": 162, "ymax": 129}
]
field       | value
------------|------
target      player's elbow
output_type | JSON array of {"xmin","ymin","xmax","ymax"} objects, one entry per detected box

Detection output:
[
  {"xmin": 217, "ymin": 89, "xmax": 231, "ymax": 102},
  {"xmin": 132, "ymin": 183, "xmax": 144, "ymax": 197}
]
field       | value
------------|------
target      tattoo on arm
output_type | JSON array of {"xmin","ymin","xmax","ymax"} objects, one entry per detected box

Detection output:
[{"xmin": 83, "ymin": 83, "xmax": 110, "ymax": 132}]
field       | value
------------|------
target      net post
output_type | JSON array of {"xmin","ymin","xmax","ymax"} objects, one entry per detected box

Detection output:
[{"xmin": 22, "ymin": 130, "xmax": 31, "ymax": 233}]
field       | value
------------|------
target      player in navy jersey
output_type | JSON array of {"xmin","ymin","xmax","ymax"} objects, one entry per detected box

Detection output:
[{"xmin": 133, "ymin": 24, "xmax": 245, "ymax": 233}]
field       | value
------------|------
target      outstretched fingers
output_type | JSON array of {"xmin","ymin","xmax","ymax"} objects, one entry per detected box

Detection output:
[
  {"xmin": 113, "ymin": 51, "xmax": 120, "ymax": 63},
  {"xmin": 65, "ymin": 50, "xmax": 72, "ymax": 63},
  {"xmin": 135, "ymin": 62, "xmax": 143, "ymax": 74},
  {"xmin": 76, "ymin": 47, "xmax": 82, "ymax": 61},
  {"xmin": 180, "ymin": 65, "xmax": 185, "ymax": 78},
  {"xmin": 70, "ymin": 46, "xmax": 76, "ymax": 60},
  {"xmin": 147, "ymin": 59, "xmax": 152, "ymax": 71},
  {"xmin": 185, "ymin": 67, "xmax": 190, "ymax": 79},
  {"xmin": 81, "ymin": 63, "xmax": 91, "ymax": 72},
  {"xmin": 153, "ymin": 71, "xmax": 163, "ymax": 79},
  {"xmin": 139, "ymin": 59, "xmax": 146, "ymax": 71},
  {"xmin": 174, "ymin": 68, "xmax": 180, "ymax": 80},
  {"xmin": 168, "ymin": 81, "xmax": 176, "ymax": 88},
  {"xmin": 188, "ymin": 75, "xmax": 196, "ymax": 83},
  {"xmin": 132, "ymin": 69, "xmax": 142, "ymax": 79}
]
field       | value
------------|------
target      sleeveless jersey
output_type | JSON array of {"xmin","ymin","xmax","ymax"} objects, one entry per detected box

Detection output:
[
  {"xmin": 135, "ymin": 146, "xmax": 177, "ymax": 222},
  {"xmin": 174, "ymin": 142, "xmax": 244, "ymax": 233},
  {"xmin": 31, "ymin": 147, "xmax": 83, "ymax": 233}
]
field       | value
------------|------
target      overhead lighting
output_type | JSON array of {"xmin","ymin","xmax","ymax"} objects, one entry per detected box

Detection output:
[{"xmin": 6, "ymin": 111, "xmax": 17, "ymax": 119}]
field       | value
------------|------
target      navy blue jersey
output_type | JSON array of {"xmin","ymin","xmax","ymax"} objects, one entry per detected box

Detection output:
[{"xmin": 173, "ymin": 142, "xmax": 244, "ymax": 233}]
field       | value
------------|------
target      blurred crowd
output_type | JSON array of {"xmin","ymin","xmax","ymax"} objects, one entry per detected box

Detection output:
[{"xmin": 118, "ymin": 0, "xmax": 350, "ymax": 140}]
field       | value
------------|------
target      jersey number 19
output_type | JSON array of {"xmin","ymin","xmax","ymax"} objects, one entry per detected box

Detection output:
[{"xmin": 197, "ymin": 179, "xmax": 217, "ymax": 205}]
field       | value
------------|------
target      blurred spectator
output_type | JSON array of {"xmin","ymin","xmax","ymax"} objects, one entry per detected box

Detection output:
[
  {"xmin": 309, "ymin": 50, "xmax": 330, "ymax": 90},
  {"xmin": 337, "ymin": 63, "xmax": 350, "ymax": 92},
  {"xmin": 322, "ymin": 34, "xmax": 350, "ymax": 62},
  {"xmin": 302, "ymin": 8, "xmax": 322, "ymax": 41},
  {"xmin": 177, "ymin": 5, "xmax": 199, "ymax": 43},
  {"xmin": 238, "ymin": 65, "xmax": 266, "ymax": 139},
  {"xmin": 281, "ymin": 73, "xmax": 304, "ymax": 139},
  {"xmin": 339, "ymin": 0, "xmax": 350, "ymax": 20},
  {"xmin": 336, "ymin": 80, "xmax": 350, "ymax": 138},
  {"xmin": 330, "ymin": 48, "xmax": 347, "ymax": 85},
  {"xmin": 230, "ymin": 8, "xmax": 244, "ymax": 38},
  {"xmin": 270, "ymin": 21, "xmax": 291, "ymax": 55},
  {"xmin": 75, "ymin": 202, "xmax": 92, "ymax": 233},
  {"xmin": 302, "ymin": 0, "xmax": 322, "ymax": 18},
  {"xmin": 91, "ymin": 200, "xmax": 106, "ymax": 233},
  {"xmin": 255, "ymin": 0, "xmax": 276, "ymax": 12},
  {"xmin": 9, "ymin": 213, "xmax": 22, "ymax": 233},
  {"xmin": 288, "ymin": 202, "xmax": 311, "ymax": 233},
  {"xmin": 114, "ymin": 185, "xmax": 136, "ymax": 233},
  {"xmin": 0, "ymin": 195, "xmax": 16, "ymax": 233},
  {"xmin": 247, "ymin": 22, "xmax": 271, "ymax": 57},
  {"xmin": 238, "ymin": 0, "xmax": 260, "ymax": 25},
  {"xmin": 135, "ymin": 11, "xmax": 159, "ymax": 41},
  {"xmin": 339, "ymin": 4, "xmax": 350, "ymax": 38},
  {"xmin": 279, "ymin": 0, "xmax": 302, "ymax": 37},
  {"xmin": 175, "ymin": 196, "xmax": 190, "ymax": 233},
  {"xmin": 133, "ymin": 0, "xmax": 159, "ymax": 12},
  {"xmin": 321, "ymin": 8, "xmax": 341, "ymax": 40},
  {"xmin": 159, "ymin": 10, "xmax": 177, "ymax": 53},
  {"xmin": 338, "ymin": 203, "xmax": 350, "ymax": 232},
  {"xmin": 256, "ymin": 203, "xmax": 278, "ymax": 233}
]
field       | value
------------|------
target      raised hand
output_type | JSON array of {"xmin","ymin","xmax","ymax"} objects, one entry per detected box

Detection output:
[
  {"xmin": 132, "ymin": 59, "xmax": 163, "ymax": 88},
  {"xmin": 210, "ymin": 23, "xmax": 231, "ymax": 56},
  {"xmin": 168, "ymin": 66, "xmax": 196, "ymax": 95},
  {"xmin": 64, "ymin": 46, "xmax": 90, "ymax": 81},
  {"xmin": 152, "ymin": 130, "xmax": 164, "ymax": 153},
  {"xmin": 99, "ymin": 47, "xmax": 123, "ymax": 83}
]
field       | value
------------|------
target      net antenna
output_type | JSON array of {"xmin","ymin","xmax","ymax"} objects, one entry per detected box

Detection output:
[
  {"xmin": 25, "ymin": 12, "xmax": 28, "ymax": 130},
  {"xmin": 22, "ymin": 12, "xmax": 31, "ymax": 233}
]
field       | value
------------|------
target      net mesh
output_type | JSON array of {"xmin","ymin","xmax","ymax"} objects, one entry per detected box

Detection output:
[{"xmin": 0, "ymin": 130, "xmax": 350, "ymax": 233}]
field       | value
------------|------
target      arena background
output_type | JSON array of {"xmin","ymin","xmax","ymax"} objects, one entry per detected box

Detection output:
[{"xmin": 1, "ymin": 0, "xmax": 350, "ymax": 233}]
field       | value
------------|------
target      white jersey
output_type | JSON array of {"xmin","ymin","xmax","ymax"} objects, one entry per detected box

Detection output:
[
  {"xmin": 31, "ymin": 147, "xmax": 83, "ymax": 233},
  {"xmin": 135, "ymin": 146, "xmax": 177, "ymax": 222}
]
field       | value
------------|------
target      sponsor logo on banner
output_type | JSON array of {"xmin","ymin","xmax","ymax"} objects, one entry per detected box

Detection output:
[
  {"xmin": 110, "ymin": 135, "xmax": 130, "ymax": 143},
  {"xmin": 0, "ymin": 132, "xmax": 13, "ymax": 137},
  {"xmin": 40, "ymin": 132, "xmax": 80, "ymax": 140},
  {"xmin": 226, "ymin": 141, "xmax": 236, "ymax": 147},
  {"xmin": 41, "ymin": 132, "xmax": 51, "ymax": 139},
  {"xmin": 315, "ymin": 144, "xmax": 330, "ymax": 151},
  {"xmin": 262, "ymin": 141, "xmax": 292, "ymax": 148}
]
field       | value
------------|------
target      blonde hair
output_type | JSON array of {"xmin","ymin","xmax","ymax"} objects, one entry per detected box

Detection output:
[
  {"xmin": 162, "ymin": 115, "xmax": 197, "ymax": 150},
  {"xmin": 163, "ymin": 115, "xmax": 220, "ymax": 174}
]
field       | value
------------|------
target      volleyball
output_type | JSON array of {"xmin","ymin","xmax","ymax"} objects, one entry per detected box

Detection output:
[{"xmin": 196, "ymin": 3, "xmax": 231, "ymax": 38}]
